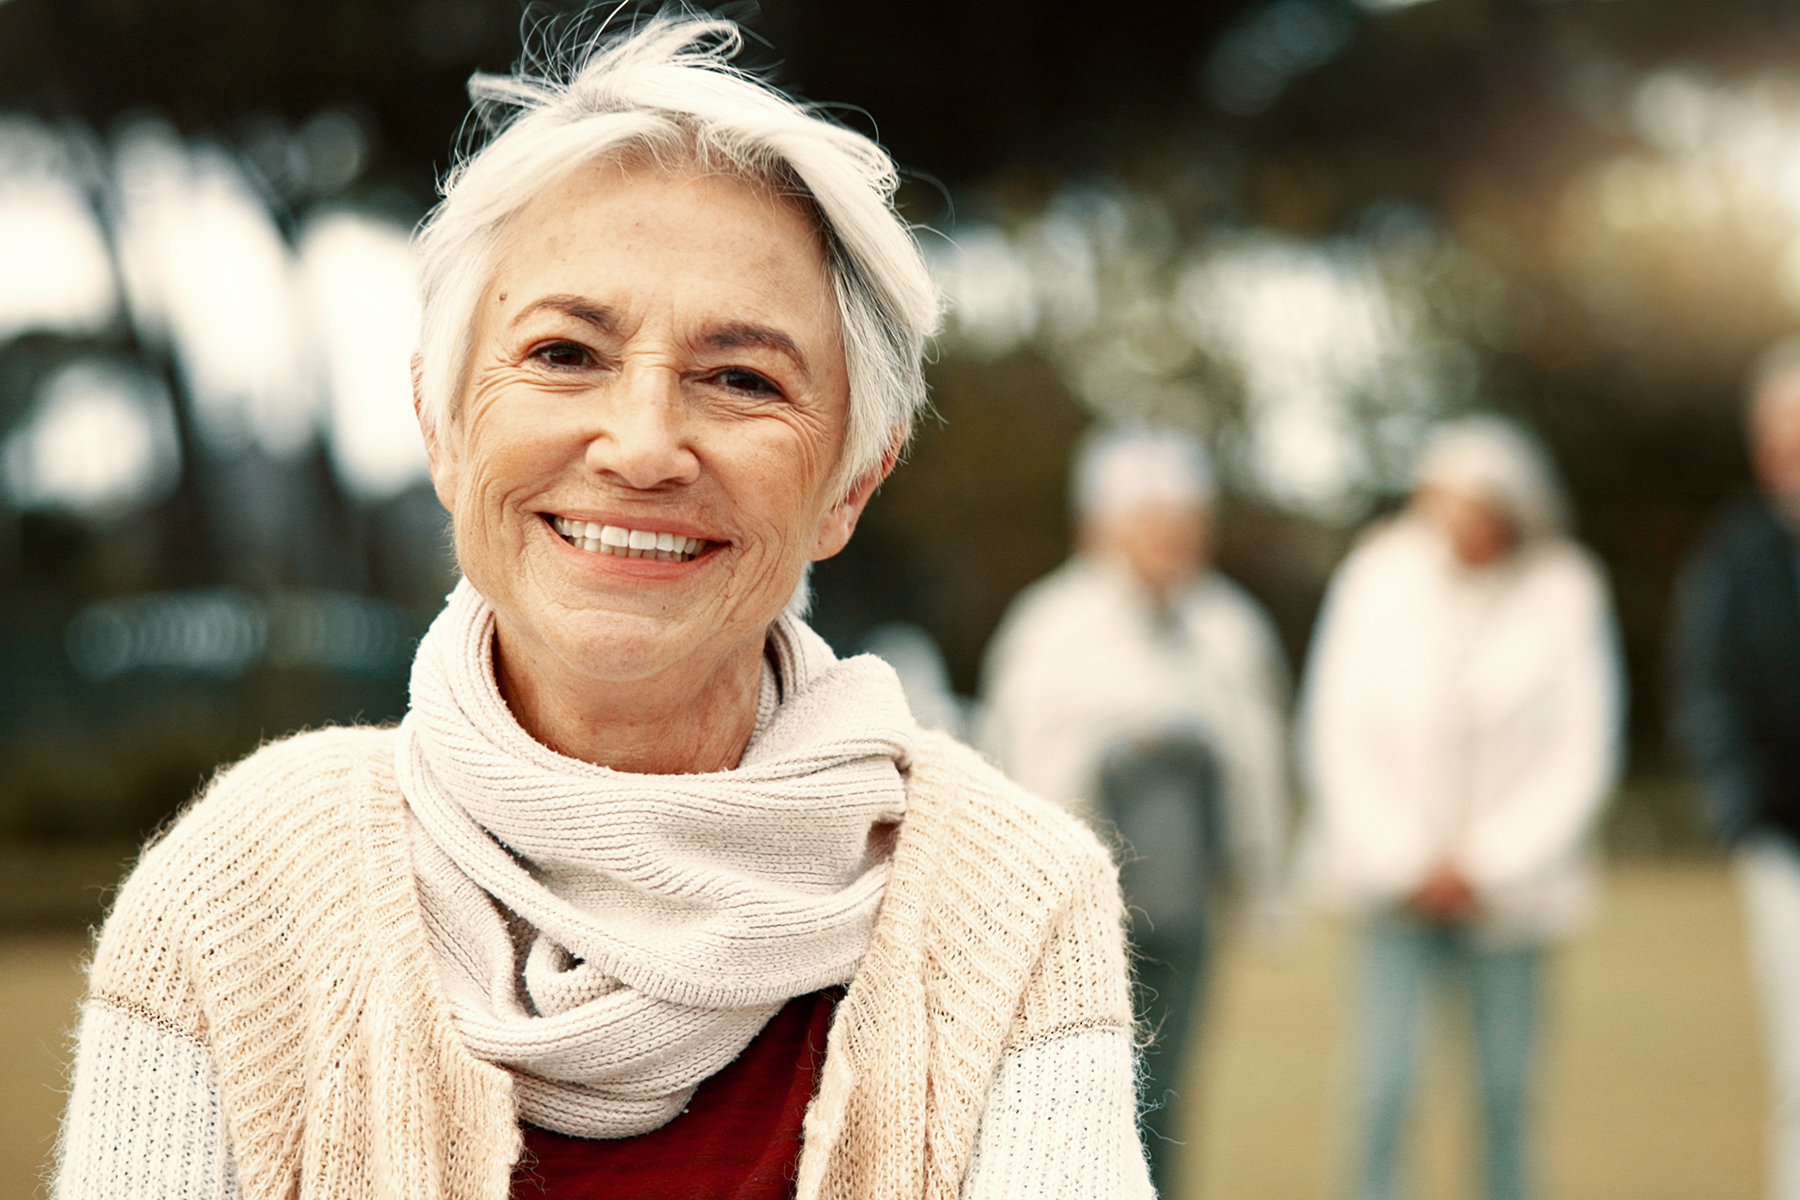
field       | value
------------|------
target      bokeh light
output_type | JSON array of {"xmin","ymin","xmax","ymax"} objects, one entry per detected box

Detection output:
[{"xmin": 3, "ymin": 359, "xmax": 180, "ymax": 512}]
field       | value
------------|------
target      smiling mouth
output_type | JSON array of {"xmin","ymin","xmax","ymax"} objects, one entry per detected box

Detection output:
[{"xmin": 549, "ymin": 516, "xmax": 709, "ymax": 562}]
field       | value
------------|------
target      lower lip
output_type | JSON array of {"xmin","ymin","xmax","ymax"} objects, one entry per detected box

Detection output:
[{"xmin": 543, "ymin": 518, "xmax": 717, "ymax": 578}]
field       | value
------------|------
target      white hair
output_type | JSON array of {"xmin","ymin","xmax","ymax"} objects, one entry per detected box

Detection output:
[
  {"xmin": 1414, "ymin": 414, "xmax": 1568, "ymax": 539},
  {"xmin": 413, "ymin": 12, "xmax": 941, "ymax": 490},
  {"xmin": 1072, "ymin": 426, "xmax": 1216, "ymax": 519}
]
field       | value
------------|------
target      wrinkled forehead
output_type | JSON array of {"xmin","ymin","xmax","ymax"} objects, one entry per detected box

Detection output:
[{"xmin": 477, "ymin": 148, "xmax": 842, "ymax": 340}]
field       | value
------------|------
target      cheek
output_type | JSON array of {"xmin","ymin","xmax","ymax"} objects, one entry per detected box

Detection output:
[
  {"xmin": 724, "ymin": 416, "xmax": 845, "ymax": 532},
  {"xmin": 741, "ymin": 461, "xmax": 833, "ymax": 552},
  {"xmin": 458, "ymin": 409, "xmax": 571, "ymax": 505}
]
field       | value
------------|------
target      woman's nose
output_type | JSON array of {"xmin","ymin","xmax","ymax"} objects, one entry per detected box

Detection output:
[{"xmin": 583, "ymin": 366, "xmax": 701, "ymax": 489}]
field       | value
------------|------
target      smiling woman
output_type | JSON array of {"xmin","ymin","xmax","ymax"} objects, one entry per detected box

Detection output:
[
  {"xmin": 436, "ymin": 162, "xmax": 866, "ymax": 774},
  {"xmin": 51, "ymin": 13, "xmax": 1151, "ymax": 1200}
]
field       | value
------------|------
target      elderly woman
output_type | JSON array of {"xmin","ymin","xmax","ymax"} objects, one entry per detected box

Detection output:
[
  {"xmin": 1299, "ymin": 416, "xmax": 1622, "ymax": 1200},
  {"xmin": 54, "ymin": 18, "xmax": 1149, "ymax": 1200}
]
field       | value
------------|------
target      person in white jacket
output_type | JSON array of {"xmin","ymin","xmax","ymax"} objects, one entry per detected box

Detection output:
[
  {"xmin": 1299, "ymin": 415, "xmax": 1622, "ymax": 1200},
  {"xmin": 980, "ymin": 426, "xmax": 1291, "ymax": 1195}
]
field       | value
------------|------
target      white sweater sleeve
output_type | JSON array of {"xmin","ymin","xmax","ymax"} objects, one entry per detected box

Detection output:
[
  {"xmin": 1299, "ymin": 545, "xmax": 1439, "ymax": 902},
  {"xmin": 56, "ymin": 998, "xmax": 241, "ymax": 1200},
  {"xmin": 1459, "ymin": 559, "xmax": 1623, "ymax": 895},
  {"xmin": 960, "ymin": 1027, "xmax": 1155, "ymax": 1199}
]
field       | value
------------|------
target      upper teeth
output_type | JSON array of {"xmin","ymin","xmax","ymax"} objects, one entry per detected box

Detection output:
[{"xmin": 551, "ymin": 517, "xmax": 705, "ymax": 560}]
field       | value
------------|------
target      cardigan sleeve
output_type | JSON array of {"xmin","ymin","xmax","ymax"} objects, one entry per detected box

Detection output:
[
  {"xmin": 963, "ymin": 798, "xmax": 1154, "ymax": 1199},
  {"xmin": 56, "ymin": 997, "xmax": 241, "ymax": 1200},
  {"xmin": 960, "ymin": 1027, "xmax": 1152, "ymax": 1199}
]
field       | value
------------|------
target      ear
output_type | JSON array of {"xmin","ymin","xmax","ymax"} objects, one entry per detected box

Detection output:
[
  {"xmin": 414, "ymin": 353, "xmax": 460, "ymax": 515},
  {"xmin": 809, "ymin": 435, "xmax": 901, "ymax": 562}
]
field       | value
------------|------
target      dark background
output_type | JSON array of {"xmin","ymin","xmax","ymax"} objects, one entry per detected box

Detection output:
[{"xmin": 1, "ymin": 0, "xmax": 1791, "ymax": 863}]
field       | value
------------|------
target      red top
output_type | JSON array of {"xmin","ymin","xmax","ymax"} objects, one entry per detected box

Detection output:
[{"xmin": 511, "ymin": 988, "xmax": 841, "ymax": 1200}]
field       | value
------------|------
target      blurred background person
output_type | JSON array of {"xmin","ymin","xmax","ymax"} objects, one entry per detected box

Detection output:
[
  {"xmin": 1299, "ymin": 415, "xmax": 1623, "ymax": 1200},
  {"xmin": 1673, "ymin": 338, "xmax": 1800, "ymax": 1200},
  {"xmin": 980, "ymin": 425, "xmax": 1291, "ymax": 1196}
]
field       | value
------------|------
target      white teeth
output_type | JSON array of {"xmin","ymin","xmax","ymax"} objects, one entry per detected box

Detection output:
[{"xmin": 551, "ymin": 515, "xmax": 706, "ymax": 562}]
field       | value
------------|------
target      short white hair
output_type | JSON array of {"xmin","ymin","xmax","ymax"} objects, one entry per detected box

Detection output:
[
  {"xmin": 1414, "ymin": 414, "xmax": 1568, "ymax": 539},
  {"xmin": 413, "ymin": 13, "xmax": 941, "ymax": 490},
  {"xmin": 1073, "ymin": 426, "xmax": 1216, "ymax": 519}
]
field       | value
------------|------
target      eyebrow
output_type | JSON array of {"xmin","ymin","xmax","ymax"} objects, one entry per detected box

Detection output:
[
  {"xmin": 511, "ymin": 297, "xmax": 813, "ymax": 380},
  {"xmin": 511, "ymin": 295, "xmax": 620, "ymax": 332},
  {"xmin": 700, "ymin": 323, "xmax": 811, "ymax": 378}
]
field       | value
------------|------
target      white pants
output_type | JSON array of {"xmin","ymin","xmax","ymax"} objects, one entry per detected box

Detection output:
[{"xmin": 1738, "ymin": 836, "xmax": 1800, "ymax": 1200}]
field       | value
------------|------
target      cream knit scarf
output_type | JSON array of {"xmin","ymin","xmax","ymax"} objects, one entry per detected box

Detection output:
[{"xmin": 397, "ymin": 581, "xmax": 914, "ymax": 1138}]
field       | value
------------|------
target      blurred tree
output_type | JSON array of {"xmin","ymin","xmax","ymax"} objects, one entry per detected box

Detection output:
[{"xmin": 3, "ymin": 0, "xmax": 1798, "ymax": 851}]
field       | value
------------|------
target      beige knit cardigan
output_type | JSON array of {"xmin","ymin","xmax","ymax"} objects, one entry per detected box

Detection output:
[{"xmin": 76, "ymin": 723, "xmax": 1136, "ymax": 1200}]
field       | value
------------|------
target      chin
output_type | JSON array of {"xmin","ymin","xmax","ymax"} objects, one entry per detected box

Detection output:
[{"xmin": 551, "ymin": 611, "xmax": 707, "ymax": 682}]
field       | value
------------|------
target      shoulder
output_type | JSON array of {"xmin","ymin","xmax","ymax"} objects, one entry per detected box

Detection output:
[
  {"xmin": 987, "ymin": 560, "xmax": 1114, "ymax": 648},
  {"xmin": 889, "ymin": 731, "xmax": 1135, "ymax": 1038},
  {"xmin": 146, "ymin": 726, "xmax": 400, "ymax": 862},
  {"xmin": 1690, "ymin": 496, "xmax": 1791, "ymax": 575},
  {"xmin": 1353, "ymin": 514, "xmax": 1431, "ymax": 565},
  {"xmin": 1187, "ymin": 571, "xmax": 1278, "ymax": 637},
  {"xmin": 901, "ymin": 729, "xmax": 1117, "ymax": 903},
  {"xmin": 1338, "ymin": 516, "xmax": 1429, "ymax": 583},
  {"xmin": 1517, "ymin": 539, "xmax": 1612, "ymax": 614},
  {"xmin": 1315, "ymin": 517, "xmax": 1431, "ymax": 619},
  {"xmin": 90, "ymin": 726, "xmax": 404, "ymax": 1018}
]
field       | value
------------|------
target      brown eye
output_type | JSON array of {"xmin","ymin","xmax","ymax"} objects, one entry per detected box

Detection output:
[
  {"xmin": 532, "ymin": 340, "xmax": 594, "ymax": 369},
  {"xmin": 713, "ymin": 367, "xmax": 780, "ymax": 397}
]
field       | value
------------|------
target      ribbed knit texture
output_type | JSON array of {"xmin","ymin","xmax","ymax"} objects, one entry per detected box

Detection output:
[
  {"xmin": 59, "ymin": 1001, "xmax": 241, "ymax": 1198},
  {"xmin": 65, "ymin": 726, "xmax": 1138, "ymax": 1200},
  {"xmin": 960, "ymin": 1028, "xmax": 1150, "ymax": 1198},
  {"xmin": 75, "ymin": 728, "xmax": 519, "ymax": 1200},
  {"xmin": 797, "ymin": 733, "xmax": 1140, "ymax": 1200},
  {"xmin": 399, "ymin": 582, "xmax": 913, "ymax": 1137}
]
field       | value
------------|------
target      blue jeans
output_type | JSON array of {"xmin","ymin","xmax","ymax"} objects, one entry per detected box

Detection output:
[{"xmin": 1353, "ymin": 913, "xmax": 1540, "ymax": 1200}]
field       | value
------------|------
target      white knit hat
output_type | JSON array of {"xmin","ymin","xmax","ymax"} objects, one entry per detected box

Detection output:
[
  {"xmin": 1413, "ymin": 415, "xmax": 1568, "ymax": 538},
  {"xmin": 1073, "ymin": 426, "xmax": 1216, "ymax": 518}
]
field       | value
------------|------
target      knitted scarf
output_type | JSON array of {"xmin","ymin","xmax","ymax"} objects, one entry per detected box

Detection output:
[{"xmin": 397, "ymin": 581, "xmax": 914, "ymax": 1138}]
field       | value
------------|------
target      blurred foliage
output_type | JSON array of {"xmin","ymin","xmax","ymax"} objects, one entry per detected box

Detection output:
[{"xmin": 4, "ymin": 0, "xmax": 1800, "ymax": 858}]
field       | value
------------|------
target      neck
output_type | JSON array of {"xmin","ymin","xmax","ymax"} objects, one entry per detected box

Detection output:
[{"xmin": 490, "ymin": 620, "xmax": 767, "ymax": 775}]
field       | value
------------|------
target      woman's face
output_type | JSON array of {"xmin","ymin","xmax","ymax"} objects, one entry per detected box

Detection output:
[
  {"xmin": 1753, "ymin": 372, "xmax": 1800, "ymax": 513},
  {"xmin": 1417, "ymin": 483, "xmax": 1518, "ymax": 568},
  {"xmin": 426, "ymin": 158, "xmax": 872, "ymax": 695},
  {"xmin": 1083, "ymin": 504, "xmax": 1209, "ymax": 596}
]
